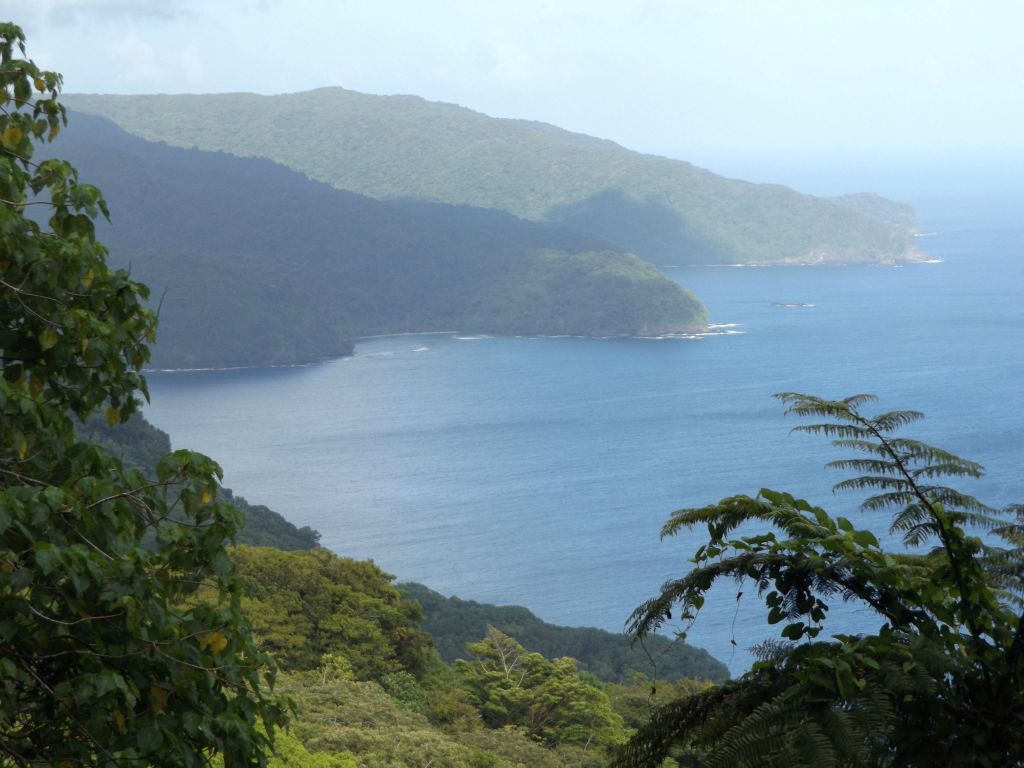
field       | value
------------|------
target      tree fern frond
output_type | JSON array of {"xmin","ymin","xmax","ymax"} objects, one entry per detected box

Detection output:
[
  {"xmin": 621, "ymin": 393, "xmax": 1023, "ymax": 766},
  {"xmin": 660, "ymin": 495, "xmax": 772, "ymax": 539},
  {"xmin": 775, "ymin": 392, "xmax": 878, "ymax": 415},
  {"xmin": 911, "ymin": 461, "xmax": 986, "ymax": 480},
  {"xmin": 833, "ymin": 475, "xmax": 914, "ymax": 492},
  {"xmin": 890, "ymin": 505, "xmax": 932, "ymax": 531},
  {"xmin": 897, "ymin": 521, "xmax": 940, "ymax": 547},
  {"xmin": 882, "ymin": 438, "xmax": 985, "ymax": 474},
  {"xmin": 827, "ymin": 458, "xmax": 904, "ymax": 475},
  {"xmin": 790, "ymin": 719, "xmax": 842, "ymax": 768},
  {"xmin": 832, "ymin": 438, "xmax": 892, "ymax": 456},
  {"xmin": 915, "ymin": 487, "xmax": 993, "ymax": 513},
  {"xmin": 610, "ymin": 677, "xmax": 787, "ymax": 767},
  {"xmin": 791, "ymin": 423, "xmax": 873, "ymax": 439},
  {"xmin": 752, "ymin": 639, "xmax": 797, "ymax": 662},
  {"xmin": 704, "ymin": 694, "xmax": 803, "ymax": 768},
  {"xmin": 660, "ymin": 494, "xmax": 838, "ymax": 544},
  {"xmin": 869, "ymin": 409, "xmax": 925, "ymax": 431},
  {"xmin": 860, "ymin": 492, "xmax": 920, "ymax": 512},
  {"xmin": 993, "ymin": 506, "xmax": 1024, "ymax": 564},
  {"xmin": 627, "ymin": 552, "xmax": 792, "ymax": 637}
]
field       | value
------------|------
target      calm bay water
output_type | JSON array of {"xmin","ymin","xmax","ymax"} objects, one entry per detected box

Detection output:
[{"xmin": 145, "ymin": 223, "xmax": 1023, "ymax": 673}]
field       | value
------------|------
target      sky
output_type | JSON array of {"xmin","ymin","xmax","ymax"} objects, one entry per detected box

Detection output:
[{"xmin": 6, "ymin": 1, "xmax": 1023, "ymax": 198}]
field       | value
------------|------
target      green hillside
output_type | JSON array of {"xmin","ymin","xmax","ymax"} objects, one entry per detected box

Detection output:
[
  {"xmin": 77, "ymin": 412, "xmax": 321, "ymax": 551},
  {"xmin": 66, "ymin": 88, "xmax": 924, "ymax": 265},
  {"xmin": 829, "ymin": 192, "xmax": 921, "ymax": 232},
  {"xmin": 400, "ymin": 583, "xmax": 728, "ymax": 684},
  {"xmin": 50, "ymin": 112, "xmax": 704, "ymax": 368}
]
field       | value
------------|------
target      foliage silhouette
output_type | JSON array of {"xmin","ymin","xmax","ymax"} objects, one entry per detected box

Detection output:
[{"xmin": 613, "ymin": 393, "xmax": 1023, "ymax": 767}]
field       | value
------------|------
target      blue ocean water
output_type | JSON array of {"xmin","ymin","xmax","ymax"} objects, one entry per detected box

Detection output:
[{"xmin": 144, "ymin": 222, "xmax": 1023, "ymax": 674}]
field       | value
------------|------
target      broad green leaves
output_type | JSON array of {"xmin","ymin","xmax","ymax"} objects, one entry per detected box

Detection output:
[{"xmin": 0, "ymin": 24, "xmax": 285, "ymax": 765}]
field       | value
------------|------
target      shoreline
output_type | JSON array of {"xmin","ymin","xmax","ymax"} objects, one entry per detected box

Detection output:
[
  {"xmin": 670, "ymin": 257, "xmax": 942, "ymax": 268},
  {"xmin": 144, "ymin": 324, "xmax": 737, "ymax": 374}
]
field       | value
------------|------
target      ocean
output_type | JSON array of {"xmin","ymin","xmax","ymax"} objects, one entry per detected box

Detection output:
[{"xmin": 144, "ymin": 219, "xmax": 1023, "ymax": 674}]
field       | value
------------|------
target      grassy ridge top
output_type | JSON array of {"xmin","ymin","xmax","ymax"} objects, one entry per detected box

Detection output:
[
  {"xmin": 52, "ymin": 111, "xmax": 704, "ymax": 368},
  {"xmin": 67, "ymin": 88, "xmax": 923, "ymax": 265}
]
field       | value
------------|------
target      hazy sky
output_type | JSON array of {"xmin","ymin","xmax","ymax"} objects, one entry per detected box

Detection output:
[{"xmin": 6, "ymin": 1, "xmax": 1023, "ymax": 194}]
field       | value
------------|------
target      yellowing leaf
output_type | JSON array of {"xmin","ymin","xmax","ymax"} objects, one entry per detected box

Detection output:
[
  {"xmin": 199, "ymin": 631, "xmax": 229, "ymax": 654},
  {"xmin": 38, "ymin": 329, "xmax": 58, "ymax": 352},
  {"xmin": 105, "ymin": 406, "xmax": 120, "ymax": 427},
  {"xmin": 80, "ymin": 337, "xmax": 89, "ymax": 355},
  {"xmin": 17, "ymin": 439, "xmax": 27, "ymax": 461},
  {"xmin": 150, "ymin": 685, "xmax": 168, "ymax": 713},
  {"xmin": 28, "ymin": 374, "xmax": 43, "ymax": 398},
  {"xmin": 1, "ymin": 125, "xmax": 23, "ymax": 147},
  {"xmin": 112, "ymin": 709, "xmax": 125, "ymax": 732},
  {"xmin": 33, "ymin": 77, "xmax": 45, "ymax": 92},
  {"xmin": 201, "ymin": 487, "xmax": 213, "ymax": 504},
  {"xmin": 82, "ymin": 269, "xmax": 94, "ymax": 288}
]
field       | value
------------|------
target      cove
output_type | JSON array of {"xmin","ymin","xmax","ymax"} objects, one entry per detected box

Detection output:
[{"xmin": 145, "ymin": 226, "xmax": 1024, "ymax": 672}]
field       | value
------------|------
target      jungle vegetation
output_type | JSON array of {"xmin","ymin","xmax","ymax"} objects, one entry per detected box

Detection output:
[
  {"xmin": 4, "ymin": 22, "xmax": 1018, "ymax": 768},
  {"xmin": 65, "ymin": 89, "xmax": 923, "ymax": 267},
  {"xmin": 0, "ymin": 25, "xmax": 287, "ymax": 764},
  {"xmin": 613, "ymin": 394, "xmax": 1024, "ymax": 767},
  {"xmin": 46, "ymin": 111, "xmax": 705, "ymax": 369}
]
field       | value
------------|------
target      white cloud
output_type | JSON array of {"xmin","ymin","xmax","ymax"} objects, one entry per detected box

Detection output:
[
  {"xmin": 106, "ymin": 32, "xmax": 161, "ymax": 83},
  {"xmin": 101, "ymin": 32, "xmax": 203, "ymax": 90},
  {"xmin": 0, "ymin": 0, "xmax": 196, "ymax": 25},
  {"xmin": 178, "ymin": 44, "xmax": 203, "ymax": 87},
  {"xmin": 484, "ymin": 39, "xmax": 538, "ymax": 89}
]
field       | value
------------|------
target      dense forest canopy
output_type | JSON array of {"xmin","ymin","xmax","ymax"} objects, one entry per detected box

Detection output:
[
  {"xmin": 66, "ymin": 88, "xmax": 924, "ymax": 267},
  {"xmin": 9, "ymin": 13, "xmax": 1020, "ymax": 768},
  {"xmin": 46, "ymin": 112, "xmax": 705, "ymax": 369},
  {"xmin": 401, "ymin": 582, "xmax": 728, "ymax": 684}
]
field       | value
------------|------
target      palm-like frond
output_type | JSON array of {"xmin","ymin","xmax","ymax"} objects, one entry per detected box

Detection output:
[{"xmin": 619, "ymin": 393, "xmax": 1024, "ymax": 767}]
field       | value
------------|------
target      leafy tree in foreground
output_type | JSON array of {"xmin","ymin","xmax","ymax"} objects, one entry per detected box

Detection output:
[
  {"xmin": 456, "ymin": 627, "xmax": 626, "ymax": 754},
  {"xmin": 613, "ymin": 394, "xmax": 1023, "ymax": 767},
  {"xmin": 0, "ymin": 24, "xmax": 285, "ymax": 765},
  {"xmin": 230, "ymin": 546, "xmax": 432, "ymax": 678}
]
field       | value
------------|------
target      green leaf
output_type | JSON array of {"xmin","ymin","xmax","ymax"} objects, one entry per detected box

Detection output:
[
  {"xmin": 34, "ymin": 544, "xmax": 60, "ymax": 575},
  {"xmin": 781, "ymin": 621, "xmax": 805, "ymax": 640},
  {"xmin": 1, "ymin": 124, "xmax": 23, "ymax": 146},
  {"xmin": 853, "ymin": 529, "xmax": 879, "ymax": 548},
  {"xmin": 38, "ymin": 328, "xmax": 59, "ymax": 351}
]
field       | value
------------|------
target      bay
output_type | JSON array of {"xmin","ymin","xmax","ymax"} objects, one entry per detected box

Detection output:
[{"xmin": 144, "ymin": 223, "xmax": 1024, "ymax": 673}]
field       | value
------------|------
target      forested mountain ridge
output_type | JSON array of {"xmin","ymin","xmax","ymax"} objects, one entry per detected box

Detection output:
[
  {"xmin": 828, "ymin": 192, "xmax": 921, "ymax": 232},
  {"xmin": 47, "ymin": 111, "xmax": 705, "ymax": 368},
  {"xmin": 66, "ymin": 88, "xmax": 925, "ymax": 266},
  {"xmin": 401, "ymin": 583, "xmax": 729, "ymax": 683}
]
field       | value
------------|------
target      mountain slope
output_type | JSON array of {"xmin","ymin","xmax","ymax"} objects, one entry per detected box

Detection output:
[
  {"xmin": 400, "ymin": 583, "xmax": 729, "ymax": 684},
  {"xmin": 66, "ymin": 88, "xmax": 924, "ymax": 266},
  {"xmin": 49, "ymin": 112, "xmax": 705, "ymax": 368},
  {"xmin": 77, "ymin": 412, "xmax": 321, "ymax": 550}
]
